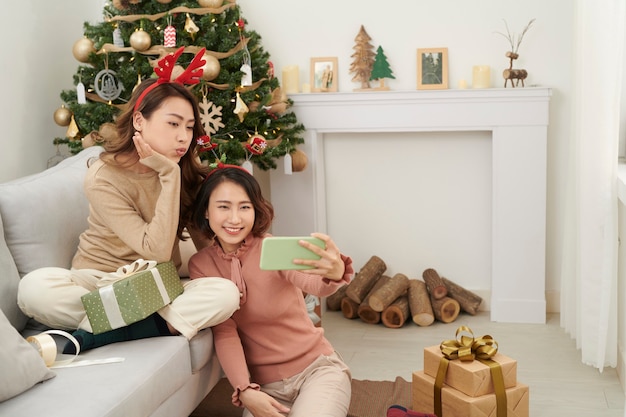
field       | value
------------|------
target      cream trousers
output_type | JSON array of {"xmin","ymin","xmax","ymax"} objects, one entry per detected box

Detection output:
[
  {"xmin": 17, "ymin": 267, "xmax": 240, "ymax": 340},
  {"xmin": 243, "ymin": 352, "xmax": 352, "ymax": 417}
]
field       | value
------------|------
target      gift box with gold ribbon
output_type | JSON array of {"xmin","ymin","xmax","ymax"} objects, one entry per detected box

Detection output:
[
  {"xmin": 423, "ymin": 344, "xmax": 517, "ymax": 397},
  {"xmin": 81, "ymin": 260, "xmax": 183, "ymax": 334},
  {"xmin": 417, "ymin": 325, "xmax": 525, "ymax": 417},
  {"xmin": 412, "ymin": 370, "xmax": 529, "ymax": 417}
]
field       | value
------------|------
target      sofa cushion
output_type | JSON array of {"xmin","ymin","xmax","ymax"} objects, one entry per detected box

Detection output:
[
  {"xmin": 0, "ymin": 146, "xmax": 103, "ymax": 278},
  {"xmin": 0, "ymin": 212, "xmax": 27, "ymax": 330},
  {"xmin": 0, "ymin": 309, "xmax": 55, "ymax": 402}
]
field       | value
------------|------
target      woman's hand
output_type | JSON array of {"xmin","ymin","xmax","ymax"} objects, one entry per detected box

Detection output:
[
  {"xmin": 133, "ymin": 131, "xmax": 154, "ymax": 159},
  {"xmin": 294, "ymin": 232, "xmax": 346, "ymax": 281},
  {"xmin": 239, "ymin": 388, "xmax": 290, "ymax": 417}
]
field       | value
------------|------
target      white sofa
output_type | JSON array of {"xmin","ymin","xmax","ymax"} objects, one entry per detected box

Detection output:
[{"xmin": 0, "ymin": 146, "xmax": 221, "ymax": 417}]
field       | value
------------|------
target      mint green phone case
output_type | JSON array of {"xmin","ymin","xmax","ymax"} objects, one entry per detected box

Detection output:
[{"xmin": 259, "ymin": 236, "xmax": 324, "ymax": 270}]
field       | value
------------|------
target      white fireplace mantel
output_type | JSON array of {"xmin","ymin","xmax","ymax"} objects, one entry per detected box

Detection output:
[{"xmin": 273, "ymin": 88, "xmax": 551, "ymax": 324}]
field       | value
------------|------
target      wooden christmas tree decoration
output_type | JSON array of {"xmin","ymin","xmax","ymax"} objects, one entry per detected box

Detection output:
[{"xmin": 349, "ymin": 25, "xmax": 376, "ymax": 91}]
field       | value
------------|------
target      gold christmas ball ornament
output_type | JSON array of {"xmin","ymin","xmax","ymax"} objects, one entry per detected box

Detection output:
[
  {"xmin": 290, "ymin": 149, "xmax": 308, "ymax": 172},
  {"xmin": 72, "ymin": 37, "xmax": 95, "ymax": 63},
  {"xmin": 198, "ymin": 0, "xmax": 223, "ymax": 7},
  {"xmin": 130, "ymin": 29, "xmax": 151, "ymax": 52},
  {"xmin": 53, "ymin": 105, "xmax": 72, "ymax": 127},
  {"xmin": 201, "ymin": 54, "xmax": 220, "ymax": 81}
]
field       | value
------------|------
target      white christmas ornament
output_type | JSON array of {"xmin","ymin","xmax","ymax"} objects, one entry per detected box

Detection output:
[
  {"xmin": 240, "ymin": 63, "xmax": 252, "ymax": 87},
  {"xmin": 113, "ymin": 27, "xmax": 124, "ymax": 47}
]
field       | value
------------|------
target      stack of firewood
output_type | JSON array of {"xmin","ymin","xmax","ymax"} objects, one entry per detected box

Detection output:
[{"xmin": 326, "ymin": 256, "xmax": 483, "ymax": 328}]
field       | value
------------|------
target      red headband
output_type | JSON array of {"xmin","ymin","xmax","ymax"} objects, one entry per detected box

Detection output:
[{"xmin": 134, "ymin": 46, "xmax": 206, "ymax": 112}]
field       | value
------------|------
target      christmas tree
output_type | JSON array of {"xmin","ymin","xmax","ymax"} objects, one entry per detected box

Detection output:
[
  {"xmin": 52, "ymin": 0, "xmax": 305, "ymax": 171},
  {"xmin": 370, "ymin": 46, "xmax": 395, "ymax": 90},
  {"xmin": 349, "ymin": 25, "xmax": 375, "ymax": 90}
]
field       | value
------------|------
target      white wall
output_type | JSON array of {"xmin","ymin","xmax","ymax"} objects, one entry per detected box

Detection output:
[
  {"xmin": 238, "ymin": 0, "xmax": 573, "ymax": 312},
  {"xmin": 0, "ymin": 1, "xmax": 104, "ymax": 182}
]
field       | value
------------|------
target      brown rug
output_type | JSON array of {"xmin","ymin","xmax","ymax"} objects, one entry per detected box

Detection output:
[{"xmin": 191, "ymin": 376, "xmax": 412, "ymax": 417}]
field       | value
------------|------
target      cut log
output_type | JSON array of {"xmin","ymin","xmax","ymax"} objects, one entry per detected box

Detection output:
[
  {"xmin": 422, "ymin": 268, "xmax": 448, "ymax": 300},
  {"xmin": 382, "ymin": 295, "xmax": 410, "ymax": 328},
  {"xmin": 407, "ymin": 279, "xmax": 435, "ymax": 326},
  {"xmin": 430, "ymin": 296, "xmax": 460, "ymax": 323},
  {"xmin": 358, "ymin": 275, "xmax": 392, "ymax": 324},
  {"xmin": 341, "ymin": 297, "xmax": 360, "ymax": 319},
  {"xmin": 346, "ymin": 256, "xmax": 387, "ymax": 304},
  {"xmin": 441, "ymin": 277, "xmax": 483, "ymax": 315},
  {"xmin": 369, "ymin": 273, "xmax": 410, "ymax": 312},
  {"xmin": 326, "ymin": 284, "xmax": 349, "ymax": 311}
]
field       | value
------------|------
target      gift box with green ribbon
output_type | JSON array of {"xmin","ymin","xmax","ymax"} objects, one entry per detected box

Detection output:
[
  {"xmin": 412, "ymin": 370, "xmax": 529, "ymax": 417},
  {"xmin": 81, "ymin": 260, "xmax": 183, "ymax": 334}
]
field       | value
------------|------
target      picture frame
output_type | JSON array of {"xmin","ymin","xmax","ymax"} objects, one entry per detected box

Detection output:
[
  {"xmin": 310, "ymin": 57, "xmax": 338, "ymax": 92},
  {"xmin": 417, "ymin": 48, "xmax": 449, "ymax": 90}
]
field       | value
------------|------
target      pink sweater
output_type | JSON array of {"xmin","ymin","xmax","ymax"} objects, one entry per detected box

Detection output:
[{"xmin": 188, "ymin": 234, "xmax": 353, "ymax": 404}]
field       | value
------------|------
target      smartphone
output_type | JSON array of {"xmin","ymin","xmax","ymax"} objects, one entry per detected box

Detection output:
[{"xmin": 259, "ymin": 236, "xmax": 325, "ymax": 270}]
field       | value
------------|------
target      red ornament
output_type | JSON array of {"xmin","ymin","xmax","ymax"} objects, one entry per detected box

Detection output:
[
  {"xmin": 237, "ymin": 19, "xmax": 245, "ymax": 30},
  {"xmin": 197, "ymin": 135, "xmax": 217, "ymax": 151},
  {"xmin": 267, "ymin": 61, "xmax": 274, "ymax": 79},
  {"xmin": 245, "ymin": 134, "xmax": 267, "ymax": 155}
]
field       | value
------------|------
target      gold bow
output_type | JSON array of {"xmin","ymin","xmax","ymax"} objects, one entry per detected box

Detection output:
[{"xmin": 434, "ymin": 326, "xmax": 506, "ymax": 417}]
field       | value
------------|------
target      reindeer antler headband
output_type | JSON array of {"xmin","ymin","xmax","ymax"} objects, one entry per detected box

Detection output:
[{"xmin": 134, "ymin": 46, "xmax": 207, "ymax": 112}]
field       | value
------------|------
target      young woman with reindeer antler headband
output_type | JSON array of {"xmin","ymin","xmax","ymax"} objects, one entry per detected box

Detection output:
[{"xmin": 17, "ymin": 47, "xmax": 240, "ymax": 353}]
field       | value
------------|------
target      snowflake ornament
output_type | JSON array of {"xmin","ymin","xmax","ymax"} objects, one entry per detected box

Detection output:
[{"xmin": 199, "ymin": 96, "xmax": 225, "ymax": 134}]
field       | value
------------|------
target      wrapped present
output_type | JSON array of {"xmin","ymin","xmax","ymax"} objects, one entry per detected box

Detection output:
[
  {"xmin": 426, "ymin": 326, "xmax": 517, "ymax": 417},
  {"xmin": 412, "ymin": 371, "xmax": 528, "ymax": 417},
  {"xmin": 423, "ymin": 345, "xmax": 517, "ymax": 397},
  {"xmin": 81, "ymin": 260, "xmax": 183, "ymax": 334}
]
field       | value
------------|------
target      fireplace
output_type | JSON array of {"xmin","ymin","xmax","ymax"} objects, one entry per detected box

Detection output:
[{"xmin": 269, "ymin": 88, "xmax": 551, "ymax": 324}]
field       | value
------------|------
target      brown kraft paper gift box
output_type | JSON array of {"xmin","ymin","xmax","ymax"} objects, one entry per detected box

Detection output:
[
  {"xmin": 423, "ymin": 345, "xmax": 518, "ymax": 397},
  {"xmin": 412, "ymin": 370, "xmax": 529, "ymax": 417}
]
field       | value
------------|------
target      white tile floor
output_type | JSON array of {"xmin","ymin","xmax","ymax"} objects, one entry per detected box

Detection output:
[{"xmin": 321, "ymin": 310, "xmax": 625, "ymax": 417}]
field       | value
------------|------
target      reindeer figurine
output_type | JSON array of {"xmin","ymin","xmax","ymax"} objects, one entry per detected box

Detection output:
[{"xmin": 495, "ymin": 18, "xmax": 535, "ymax": 88}]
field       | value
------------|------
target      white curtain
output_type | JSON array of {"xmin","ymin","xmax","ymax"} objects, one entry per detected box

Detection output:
[{"xmin": 560, "ymin": 0, "xmax": 625, "ymax": 369}]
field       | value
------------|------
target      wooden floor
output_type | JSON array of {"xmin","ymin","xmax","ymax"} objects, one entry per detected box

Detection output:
[{"xmin": 322, "ymin": 310, "xmax": 625, "ymax": 416}]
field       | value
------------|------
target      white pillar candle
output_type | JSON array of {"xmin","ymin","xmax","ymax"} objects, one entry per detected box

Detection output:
[
  {"xmin": 472, "ymin": 65, "xmax": 491, "ymax": 89},
  {"xmin": 301, "ymin": 83, "xmax": 311, "ymax": 93},
  {"xmin": 458, "ymin": 79, "xmax": 468, "ymax": 89},
  {"xmin": 282, "ymin": 65, "xmax": 299, "ymax": 94}
]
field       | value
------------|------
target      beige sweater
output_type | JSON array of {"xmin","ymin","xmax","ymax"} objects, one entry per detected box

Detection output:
[{"xmin": 72, "ymin": 154, "xmax": 181, "ymax": 272}]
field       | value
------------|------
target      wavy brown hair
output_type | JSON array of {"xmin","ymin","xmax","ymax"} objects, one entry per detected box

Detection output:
[
  {"xmin": 101, "ymin": 78, "xmax": 209, "ymax": 239},
  {"xmin": 192, "ymin": 167, "xmax": 274, "ymax": 240}
]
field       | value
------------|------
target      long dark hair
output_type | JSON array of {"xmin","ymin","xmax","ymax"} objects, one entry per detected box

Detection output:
[
  {"xmin": 192, "ymin": 167, "xmax": 274, "ymax": 240},
  {"xmin": 102, "ymin": 79, "xmax": 209, "ymax": 239}
]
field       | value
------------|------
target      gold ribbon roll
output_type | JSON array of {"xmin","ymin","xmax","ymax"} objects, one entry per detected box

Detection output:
[{"xmin": 27, "ymin": 330, "xmax": 80, "ymax": 368}]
